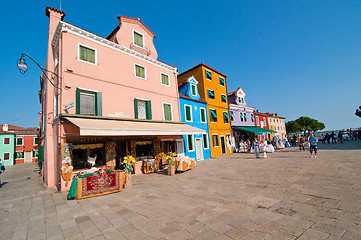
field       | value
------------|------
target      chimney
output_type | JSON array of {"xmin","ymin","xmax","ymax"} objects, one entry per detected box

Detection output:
[{"xmin": 3, "ymin": 124, "xmax": 8, "ymax": 132}]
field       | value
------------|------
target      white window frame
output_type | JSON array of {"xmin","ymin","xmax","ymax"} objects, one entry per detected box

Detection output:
[
  {"xmin": 209, "ymin": 108, "xmax": 217, "ymax": 123},
  {"xmin": 3, "ymin": 137, "xmax": 10, "ymax": 145},
  {"xmin": 133, "ymin": 29, "xmax": 145, "ymax": 49},
  {"xmin": 135, "ymin": 97, "xmax": 149, "ymax": 120},
  {"xmin": 33, "ymin": 150, "xmax": 39, "ymax": 158},
  {"xmin": 190, "ymin": 84, "xmax": 197, "ymax": 96},
  {"xmin": 162, "ymin": 102, "xmax": 173, "ymax": 121},
  {"xmin": 15, "ymin": 151, "xmax": 24, "ymax": 159},
  {"xmin": 34, "ymin": 137, "xmax": 39, "ymax": 146},
  {"xmin": 212, "ymin": 134, "xmax": 219, "ymax": 147},
  {"xmin": 184, "ymin": 104, "xmax": 193, "ymax": 122},
  {"xmin": 207, "ymin": 89, "xmax": 215, "ymax": 100},
  {"xmin": 16, "ymin": 137, "xmax": 23, "ymax": 146},
  {"xmin": 3, "ymin": 152, "xmax": 10, "ymax": 161},
  {"xmin": 205, "ymin": 69, "xmax": 212, "ymax": 81},
  {"xmin": 219, "ymin": 76, "xmax": 225, "ymax": 86},
  {"xmin": 160, "ymin": 72, "xmax": 170, "ymax": 87},
  {"xmin": 187, "ymin": 134, "xmax": 195, "ymax": 152},
  {"xmin": 203, "ymin": 133, "xmax": 209, "ymax": 149},
  {"xmin": 256, "ymin": 116, "xmax": 260, "ymax": 126},
  {"xmin": 134, "ymin": 63, "xmax": 147, "ymax": 80},
  {"xmin": 78, "ymin": 43, "xmax": 97, "ymax": 65},
  {"xmin": 221, "ymin": 94, "xmax": 227, "ymax": 103},
  {"xmin": 230, "ymin": 111, "xmax": 234, "ymax": 121},
  {"xmin": 200, "ymin": 107, "xmax": 207, "ymax": 123}
]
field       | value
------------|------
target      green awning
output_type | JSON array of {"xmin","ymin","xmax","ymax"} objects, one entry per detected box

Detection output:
[
  {"xmin": 224, "ymin": 112, "xmax": 230, "ymax": 120},
  {"xmin": 233, "ymin": 126, "xmax": 277, "ymax": 135},
  {"xmin": 230, "ymin": 111, "xmax": 234, "ymax": 118},
  {"xmin": 221, "ymin": 95, "xmax": 227, "ymax": 102},
  {"xmin": 210, "ymin": 109, "xmax": 217, "ymax": 118},
  {"xmin": 208, "ymin": 90, "xmax": 214, "ymax": 97}
]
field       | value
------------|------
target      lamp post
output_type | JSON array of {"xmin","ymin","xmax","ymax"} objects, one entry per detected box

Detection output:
[{"xmin": 17, "ymin": 53, "xmax": 60, "ymax": 89}]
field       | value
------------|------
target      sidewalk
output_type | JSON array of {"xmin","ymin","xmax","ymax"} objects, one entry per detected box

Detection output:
[{"xmin": 0, "ymin": 141, "xmax": 360, "ymax": 240}]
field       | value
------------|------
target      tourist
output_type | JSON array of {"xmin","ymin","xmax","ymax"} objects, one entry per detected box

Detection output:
[
  {"xmin": 0, "ymin": 156, "xmax": 4, "ymax": 187},
  {"xmin": 320, "ymin": 134, "xmax": 325, "ymax": 144},
  {"xmin": 325, "ymin": 133, "xmax": 330, "ymax": 144},
  {"xmin": 337, "ymin": 131, "xmax": 343, "ymax": 144},
  {"xmin": 297, "ymin": 134, "xmax": 305, "ymax": 151},
  {"xmin": 331, "ymin": 132, "xmax": 336, "ymax": 144},
  {"xmin": 261, "ymin": 139, "xmax": 268, "ymax": 158},
  {"xmin": 253, "ymin": 137, "xmax": 260, "ymax": 158},
  {"xmin": 309, "ymin": 133, "xmax": 318, "ymax": 158}
]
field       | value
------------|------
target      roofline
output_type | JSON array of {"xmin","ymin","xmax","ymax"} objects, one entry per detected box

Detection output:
[
  {"xmin": 106, "ymin": 26, "xmax": 120, "ymax": 40},
  {"xmin": 117, "ymin": 16, "xmax": 156, "ymax": 38},
  {"xmin": 178, "ymin": 63, "xmax": 228, "ymax": 78},
  {"xmin": 45, "ymin": 6, "xmax": 65, "ymax": 20},
  {"xmin": 179, "ymin": 94, "xmax": 207, "ymax": 104}
]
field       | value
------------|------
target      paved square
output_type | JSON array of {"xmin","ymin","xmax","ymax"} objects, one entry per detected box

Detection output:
[{"xmin": 1, "ymin": 141, "xmax": 360, "ymax": 239}]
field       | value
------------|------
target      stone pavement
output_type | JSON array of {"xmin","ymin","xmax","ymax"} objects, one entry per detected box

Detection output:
[{"xmin": 0, "ymin": 141, "xmax": 361, "ymax": 240}]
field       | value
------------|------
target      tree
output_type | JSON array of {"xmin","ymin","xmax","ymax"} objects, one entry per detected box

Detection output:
[
  {"xmin": 285, "ymin": 121, "xmax": 302, "ymax": 133},
  {"xmin": 356, "ymin": 106, "xmax": 361, "ymax": 118},
  {"xmin": 287, "ymin": 116, "xmax": 325, "ymax": 135}
]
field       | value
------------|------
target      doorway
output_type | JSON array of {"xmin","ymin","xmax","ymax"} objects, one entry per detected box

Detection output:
[
  {"xmin": 24, "ymin": 151, "xmax": 32, "ymax": 163},
  {"xmin": 220, "ymin": 136, "xmax": 226, "ymax": 154},
  {"xmin": 195, "ymin": 138, "xmax": 203, "ymax": 161}
]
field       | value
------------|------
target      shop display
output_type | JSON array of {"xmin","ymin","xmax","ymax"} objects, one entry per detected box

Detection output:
[
  {"xmin": 61, "ymin": 143, "xmax": 73, "ymax": 187},
  {"xmin": 174, "ymin": 156, "xmax": 196, "ymax": 172}
]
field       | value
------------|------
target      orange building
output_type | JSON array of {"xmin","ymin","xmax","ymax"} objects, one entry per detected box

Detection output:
[{"xmin": 178, "ymin": 63, "xmax": 232, "ymax": 157}]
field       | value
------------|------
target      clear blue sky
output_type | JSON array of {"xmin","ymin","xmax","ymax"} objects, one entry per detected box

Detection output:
[{"xmin": 1, "ymin": 0, "xmax": 360, "ymax": 131}]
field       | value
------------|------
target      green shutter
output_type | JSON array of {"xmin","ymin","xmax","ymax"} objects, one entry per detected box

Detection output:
[
  {"xmin": 244, "ymin": 113, "xmax": 247, "ymax": 121},
  {"xmin": 230, "ymin": 111, "xmax": 234, "ymax": 118},
  {"xmin": 210, "ymin": 109, "xmax": 217, "ymax": 118},
  {"xmin": 76, "ymin": 88, "xmax": 80, "ymax": 114},
  {"xmin": 146, "ymin": 100, "xmax": 152, "ymax": 120},
  {"xmin": 135, "ymin": 65, "xmax": 145, "ymax": 78},
  {"xmin": 134, "ymin": 32, "xmax": 143, "ymax": 47},
  {"xmin": 208, "ymin": 90, "xmax": 214, "ymax": 98},
  {"xmin": 191, "ymin": 85, "xmax": 196, "ymax": 96},
  {"xmin": 164, "ymin": 104, "xmax": 172, "ymax": 121},
  {"xmin": 206, "ymin": 70, "xmax": 212, "ymax": 80},
  {"xmin": 134, "ymin": 98, "xmax": 138, "ymax": 119},
  {"xmin": 161, "ymin": 74, "xmax": 169, "ymax": 85},
  {"xmin": 201, "ymin": 108, "xmax": 206, "ymax": 122},
  {"xmin": 222, "ymin": 95, "xmax": 227, "ymax": 102},
  {"xmin": 219, "ymin": 77, "xmax": 225, "ymax": 85},
  {"xmin": 224, "ymin": 112, "xmax": 230, "ymax": 120},
  {"xmin": 79, "ymin": 45, "xmax": 95, "ymax": 64},
  {"xmin": 185, "ymin": 106, "xmax": 191, "ymax": 121},
  {"xmin": 96, "ymin": 92, "xmax": 102, "ymax": 116},
  {"xmin": 203, "ymin": 134, "xmax": 208, "ymax": 149}
]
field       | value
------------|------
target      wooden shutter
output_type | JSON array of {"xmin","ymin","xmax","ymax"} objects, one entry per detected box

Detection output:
[
  {"xmin": 76, "ymin": 88, "xmax": 80, "ymax": 114},
  {"xmin": 96, "ymin": 92, "xmax": 102, "ymax": 116},
  {"xmin": 134, "ymin": 98, "xmax": 138, "ymax": 119},
  {"xmin": 146, "ymin": 100, "xmax": 152, "ymax": 120}
]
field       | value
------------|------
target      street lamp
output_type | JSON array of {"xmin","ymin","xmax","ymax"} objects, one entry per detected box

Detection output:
[{"xmin": 17, "ymin": 53, "xmax": 60, "ymax": 89}]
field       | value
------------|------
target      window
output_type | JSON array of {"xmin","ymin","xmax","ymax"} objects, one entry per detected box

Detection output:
[
  {"xmin": 163, "ymin": 103, "xmax": 173, "ymax": 121},
  {"xmin": 15, "ymin": 151, "xmax": 24, "ymax": 159},
  {"xmin": 203, "ymin": 134, "xmax": 209, "ymax": 149},
  {"xmin": 212, "ymin": 134, "xmax": 219, "ymax": 147},
  {"xmin": 34, "ymin": 137, "xmax": 39, "ymax": 145},
  {"xmin": 251, "ymin": 114, "xmax": 254, "ymax": 122},
  {"xmin": 76, "ymin": 88, "xmax": 102, "ymax": 116},
  {"xmin": 16, "ymin": 138, "xmax": 23, "ymax": 146},
  {"xmin": 33, "ymin": 150, "xmax": 39, "ymax": 158},
  {"xmin": 238, "ymin": 97, "xmax": 244, "ymax": 103},
  {"xmin": 79, "ymin": 45, "xmax": 96, "ymax": 64},
  {"xmin": 223, "ymin": 112, "xmax": 230, "ymax": 124},
  {"xmin": 161, "ymin": 73, "xmax": 169, "ymax": 86},
  {"xmin": 135, "ymin": 64, "xmax": 146, "ymax": 79},
  {"xmin": 256, "ymin": 116, "xmax": 260, "ymax": 126},
  {"xmin": 240, "ymin": 113, "xmax": 244, "ymax": 122},
  {"xmin": 134, "ymin": 99, "xmax": 152, "ymax": 120},
  {"xmin": 209, "ymin": 109, "xmax": 217, "ymax": 122},
  {"xmin": 3, "ymin": 153, "xmax": 10, "ymax": 161},
  {"xmin": 54, "ymin": 92, "xmax": 58, "ymax": 118},
  {"xmin": 200, "ymin": 108, "xmax": 206, "ymax": 123},
  {"xmin": 221, "ymin": 94, "xmax": 227, "ymax": 103},
  {"xmin": 191, "ymin": 84, "xmax": 197, "ymax": 96},
  {"xmin": 185, "ymin": 105, "xmax": 192, "ymax": 122},
  {"xmin": 4, "ymin": 138, "xmax": 10, "ymax": 145},
  {"xmin": 207, "ymin": 89, "xmax": 215, "ymax": 99},
  {"xmin": 230, "ymin": 111, "xmax": 234, "ymax": 121},
  {"xmin": 205, "ymin": 69, "xmax": 212, "ymax": 80},
  {"xmin": 219, "ymin": 77, "xmax": 225, "ymax": 86},
  {"xmin": 133, "ymin": 31, "xmax": 144, "ymax": 48},
  {"xmin": 244, "ymin": 113, "xmax": 247, "ymax": 122},
  {"xmin": 187, "ymin": 135, "xmax": 194, "ymax": 151}
]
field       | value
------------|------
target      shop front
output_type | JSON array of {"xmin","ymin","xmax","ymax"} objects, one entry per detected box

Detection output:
[
  {"xmin": 58, "ymin": 114, "xmax": 205, "ymax": 191},
  {"xmin": 232, "ymin": 126, "xmax": 277, "ymax": 152}
]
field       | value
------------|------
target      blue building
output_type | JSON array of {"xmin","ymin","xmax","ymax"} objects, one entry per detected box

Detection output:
[{"xmin": 178, "ymin": 76, "xmax": 211, "ymax": 161}]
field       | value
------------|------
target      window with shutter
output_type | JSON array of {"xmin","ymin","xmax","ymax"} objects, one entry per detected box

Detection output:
[
  {"xmin": 212, "ymin": 134, "xmax": 219, "ymax": 147},
  {"xmin": 137, "ymin": 100, "xmax": 147, "ymax": 119},
  {"xmin": 134, "ymin": 31, "xmax": 144, "ymax": 48},
  {"xmin": 221, "ymin": 94, "xmax": 227, "ymax": 103},
  {"xmin": 3, "ymin": 153, "xmax": 10, "ymax": 160},
  {"xmin": 191, "ymin": 85, "xmax": 197, "ymax": 96},
  {"xmin": 4, "ymin": 138, "xmax": 10, "ymax": 145},
  {"xmin": 200, "ymin": 108, "xmax": 206, "ymax": 123},
  {"xmin": 208, "ymin": 89, "xmax": 215, "ymax": 99},
  {"xmin": 79, "ymin": 45, "xmax": 96, "ymax": 64},
  {"xmin": 219, "ymin": 77, "xmax": 225, "ymax": 86},
  {"xmin": 135, "ymin": 64, "xmax": 146, "ymax": 79},
  {"xmin": 161, "ymin": 73, "xmax": 169, "ymax": 86},
  {"xmin": 210, "ymin": 109, "xmax": 217, "ymax": 122},
  {"xmin": 187, "ymin": 135, "xmax": 194, "ymax": 151},
  {"xmin": 185, "ymin": 105, "xmax": 192, "ymax": 122},
  {"xmin": 205, "ymin": 70, "xmax": 212, "ymax": 80},
  {"xmin": 163, "ymin": 103, "xmax": 172, "ymax": 121},
  {"xmin": 76, "ymin": 88, "xmax": 102, "ymax": 116},
  {"xmin": 16, "ymin": 138, "xmax": 23, "ymax": 146},
  {"xmin": 203, "ymin": 134, "xmax": 209, "ymax": 149}
]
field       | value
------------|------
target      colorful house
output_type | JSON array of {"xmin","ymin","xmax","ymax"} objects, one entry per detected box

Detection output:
[
  {"xmin": 178, "ymin": 63, "xmax": 232, "ymax": 158},
  {"xmin": 14, "ymin": 127, "xmax": 39, "ymax": 164},
  {"xmin": 254, "ymin": 111, "xmax": 269, "ymax": 140},
  {"xmin": 0, "ymin": 124, "xmax": 15, "ymax": 166},
  {"xmin": 41, "ymin": 7, "xmax": 203, "ymax": 190},
  {"xmin": 264, "ymin": 113, "xmax": 287, "ymax": 140},
  {"xmin": 178, "ymin": 76, "xmax": 211, "ymax": 161}
]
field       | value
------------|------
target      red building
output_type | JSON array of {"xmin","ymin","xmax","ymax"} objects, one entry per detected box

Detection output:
[
  {"xmin": 14, "ymin": 127, "xmax": 39, "ymax": 164},
  {"xmin": 254, "ymin": 111, "xmax": 269, "ymax": 140}
]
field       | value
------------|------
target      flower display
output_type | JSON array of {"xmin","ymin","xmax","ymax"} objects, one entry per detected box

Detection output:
[
  {"xmin": 167, "ymin": 152, "xmax": 177, "ymax": 166},
  {"xmin": 122, "ymin": 156, "xmax": 136, "ymax": 173}
]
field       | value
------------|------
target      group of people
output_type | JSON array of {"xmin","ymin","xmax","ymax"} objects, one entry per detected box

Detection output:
[{"xmin": 296, "ymin": 133, "xmax": 318, "ymax": 158}]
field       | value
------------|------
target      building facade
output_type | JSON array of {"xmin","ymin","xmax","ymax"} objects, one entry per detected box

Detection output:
[
  {"xmin": 14, "ymin": 128, "xmax": 39, "ymax": 164},
  {"xmin": 266, "ymin": 113, "xmax": 287, "ymax": 140},
  {"xmin": 178, "ymin": 64, "xmax": 232, "ymax": 158},
  {"xmin": 178, "ymin": 76, "xmax": 211, "ymax": 161},
  {"xmin": 254, "ymin": 111, "xmax": 269, "ymax": 140},
  {"xmin": 0, "ymin": 125, "xmax": 15, "ymax": 166},
  {"xmin": 41, "ymin": 7, "xmax": 203, "ymax": 190}
]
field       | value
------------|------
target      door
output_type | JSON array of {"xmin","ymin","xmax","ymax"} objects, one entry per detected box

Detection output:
[
  {"xmin": 195, "ymin": 138, "xmax": 203, "ymax": 161},
  {"xmin": 176, "ymin": 140, "xmax": 184, "ymax": 156},
  {"xmin": 220, "ymin": 136, "xmax": 226, "ymax": 154},
  {"xmin": 24, "ymin": 151, "xmax": 32, "ymax": 163}
]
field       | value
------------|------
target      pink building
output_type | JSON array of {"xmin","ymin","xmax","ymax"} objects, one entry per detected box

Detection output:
[{"xmin": 41, "ymin": 7, "xmax": 203, "ymax": 191}]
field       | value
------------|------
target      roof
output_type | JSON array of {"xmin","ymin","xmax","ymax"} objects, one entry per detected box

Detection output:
[
  {"xmin": 227, "ymin": 87, "xmax": 244, "ymax": 97},
  {"xmin": 14, "ymin": 127, "xmax": 39, "ymax": 136},
  {"xmin": 256, "ymin": 111, "xmax": 286, "ymax": 119},
  {"xmin": 107, "ymin": 15, "xmax": 156, "ymax": 40},
  {"xmin": 178, "ymin": 75, "xmax": 198, "ymax": 89},
  {"xmin": 178, "ymin": 63, "xmax": 228, "ymax": 78},
  {"xmin": 45, "ymin": 6, "xmax": 66, "ymax": 20},
  {"xmin": 0, "ymin": 124, "xmax": 23, "ymax": 134},
  {"xmin": 179, "ymin": 94, "xmax": 207, "ymax": 104}
]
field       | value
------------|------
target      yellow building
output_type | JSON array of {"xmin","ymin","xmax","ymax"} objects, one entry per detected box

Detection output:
[{"xmin": 178, "ymin": 63, "xmax": 232, "ymax": 157}]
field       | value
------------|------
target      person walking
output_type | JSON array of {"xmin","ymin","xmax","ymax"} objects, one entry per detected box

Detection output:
[
  {"xmin": 253, "ymin": 137, "xmax": 260, "ymax": 158},
  {"xmin": 261, "ymin": 139, "xmax": 268, "ymax": 158},
  {"xmin": 331, "ymin": 132, "xmax": 336, "ymax": 144},
  {"xmin": 297, "ymin": 134, "xmax": 305, "ymax": 151},
  {"xmin": 338, "ymin": 131, "xmax": 343, "ymax": 144},
  {"xmin": 0, "ymin": 156, "xmax": 5, "ymax": 187},
  {"xmin": 309, "ymin": 133, "xmax": 318, "ymax": 158}
]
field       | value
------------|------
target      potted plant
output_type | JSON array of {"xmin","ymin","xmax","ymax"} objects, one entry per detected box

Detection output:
[
  {"xmin": 167, "ymin": 152, "xmax": 177, "ymax": 176},
  {"xmin": 122, "ymin": 156, "xmax": 135, "ymax": 188}
]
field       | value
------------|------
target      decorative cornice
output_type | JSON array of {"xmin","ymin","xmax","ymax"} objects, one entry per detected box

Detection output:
[
  {"xmin": 229, "ymin": 104, "xmax": 255, "ymax": 111},
  {"xmin": 51, "ymin": 21, "xmax": 177, "ymax": 73}
]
